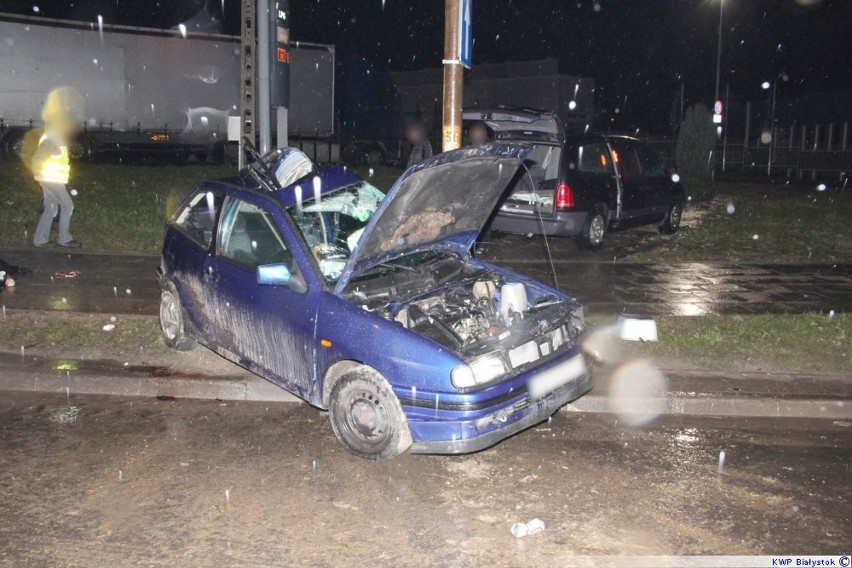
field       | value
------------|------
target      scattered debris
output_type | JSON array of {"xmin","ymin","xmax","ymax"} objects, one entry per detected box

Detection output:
[
  {"xmin": 511, "ymin": 518, "xmax": 545, "ymax": 537},
  {"xmin": 50, "ymin": 406, "xmax": 81, "ymax": 424}
]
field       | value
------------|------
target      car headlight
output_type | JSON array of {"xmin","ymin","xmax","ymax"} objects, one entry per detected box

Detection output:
[
  {"xmin": 452, "ymin": 352, "xmax": 510, "ymax": 389},
  {"xmin": 451, "ymin": 365, "xmax": 476, "ymax": 389}
]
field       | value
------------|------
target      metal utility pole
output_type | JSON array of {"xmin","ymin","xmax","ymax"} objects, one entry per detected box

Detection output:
[
  {"xmin": 238, "ymin": 0, "xmax": 257, "ymax": 169},
  {"xmin": 715, "ymin": 0, "xmax": 723, "ymax": 103},
  {"xmin": 442, "ymin": 0, "xmax": 463, "ymax": 152},
  {"xmin": 257, "ymin": 0, "xmax": 272, "ymax": 154}
]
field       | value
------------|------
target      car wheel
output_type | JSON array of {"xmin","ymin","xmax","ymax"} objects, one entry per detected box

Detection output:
[
  {"xmin": 329, "ymin": 368, "xmax": 412, "ymax": 460},
  {"xmin": 580, "ymin": 209, "xmax": 607, "ymax": 250},
  {"xmin": 159, "ymin": 282, "xmax": 197, "ymax": 351},
  {"xmin": 659, "ymin": 201, "xmax": 683, "ymax": 235}
]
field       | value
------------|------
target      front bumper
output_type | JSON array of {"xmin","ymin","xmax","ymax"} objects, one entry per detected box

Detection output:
[{"xmin": 407, "ymin": 363, "xmax": 593, "ymax": 455}]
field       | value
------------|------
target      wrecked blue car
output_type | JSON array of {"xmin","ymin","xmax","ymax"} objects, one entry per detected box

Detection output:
[{"xmin": 157, "ymin": 142, "xmax": 593, "ymax": 460}]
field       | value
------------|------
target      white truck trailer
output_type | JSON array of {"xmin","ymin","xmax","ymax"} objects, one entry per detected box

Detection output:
[{"xmin": 0, "ymin": 12, "xmax": 336, "ymax": 163}]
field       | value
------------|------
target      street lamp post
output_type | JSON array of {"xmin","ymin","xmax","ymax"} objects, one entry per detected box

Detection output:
[
  {"xmin": 715, "ymin": 0, "xmax": 724, "ymax": 103},
  {"xmin": 711, "ymin": 0, "xmax": 724, "ymax": 180}
]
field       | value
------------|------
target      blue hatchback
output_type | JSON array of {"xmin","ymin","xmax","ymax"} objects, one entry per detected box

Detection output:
[{"xmin": 158, "ymin": 143, "xmax": 593, "ymax": 460}]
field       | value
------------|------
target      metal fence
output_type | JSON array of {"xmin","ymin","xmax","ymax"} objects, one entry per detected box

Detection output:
[{"xmin": 644, "ymin": 124, "xmax": 851, "ymax": 183}]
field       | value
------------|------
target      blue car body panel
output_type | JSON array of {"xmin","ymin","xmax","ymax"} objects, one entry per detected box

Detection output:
[{"xmin": 159, "ymin": 145, "xmax": 593, "ymax": 454}]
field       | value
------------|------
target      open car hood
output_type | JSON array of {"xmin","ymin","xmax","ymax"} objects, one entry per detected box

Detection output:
[{"xmin": 334, "ymin": 143, "xmax": 530, "ymax": 294}]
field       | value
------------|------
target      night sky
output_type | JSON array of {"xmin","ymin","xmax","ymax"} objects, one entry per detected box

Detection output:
[{"xmin": 1, "ymin": 0, "xmax": 849, "ymax": 133}]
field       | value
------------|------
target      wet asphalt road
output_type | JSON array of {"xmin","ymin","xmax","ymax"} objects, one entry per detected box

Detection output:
[
  {"xmin": 1, "ymin": 248, "xmax": 850, "ymax": 317},
  {"xmin": 0, "ymin": 390, "xmax": 849, "ymax": 566}
]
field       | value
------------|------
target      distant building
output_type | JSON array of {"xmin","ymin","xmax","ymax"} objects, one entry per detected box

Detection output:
[{"xmin": 391, "ymin": 58, "xmax": 594, "ymax": 133}]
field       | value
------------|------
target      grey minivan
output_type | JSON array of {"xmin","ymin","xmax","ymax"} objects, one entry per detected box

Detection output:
[{"xmin": 463, "ymin": 108, "xmax": 686, "ymax": 249}]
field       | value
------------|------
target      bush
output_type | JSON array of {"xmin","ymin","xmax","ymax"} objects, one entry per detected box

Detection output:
[{"xmin": 675, "ymin": 103, "xmax": 717, "ymax": 181}]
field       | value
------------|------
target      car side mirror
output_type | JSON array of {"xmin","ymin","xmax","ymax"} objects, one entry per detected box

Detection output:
[{"xmin": 256, "ymin": 263, "xmax": 307, "ymax": 293}]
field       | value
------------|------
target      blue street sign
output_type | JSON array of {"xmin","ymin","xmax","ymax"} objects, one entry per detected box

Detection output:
[{"xmin": 459, "ymin": 0, "xmax": 473, "ymax": 69}]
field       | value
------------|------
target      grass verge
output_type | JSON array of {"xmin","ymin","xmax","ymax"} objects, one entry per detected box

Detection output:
[
  {"xmin": 0, "ymin": 312, "xmax": 169, "ymax": 360},
  {"xmin": 624, "ymin": 180, "xmax": 851, "ymax": 263},
  {"xmin": 606, "ymin": 312, "xmax": 852, "ymax": 374},
  {"xmin": 2, "ymin": 311, "xmax": 849, "ymax": 375}
]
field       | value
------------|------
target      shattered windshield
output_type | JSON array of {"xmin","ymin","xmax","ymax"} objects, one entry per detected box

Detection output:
[{"xmin": 288, "ymin": 180, "xmax": 385, "ymax": 283}]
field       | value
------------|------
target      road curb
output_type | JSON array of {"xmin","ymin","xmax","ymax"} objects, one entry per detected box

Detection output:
[
  {"xmin": 1, "ymin": 367, "xmax": 849, "ymax": 420},
  {"xmin": 564, "ymin": 393, "xmax": 851, "ymax": 420}
]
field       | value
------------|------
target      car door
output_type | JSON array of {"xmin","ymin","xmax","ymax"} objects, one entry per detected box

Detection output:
[
  {"xmin": 168, "ymin": 188, "xmax": 225, "ymax": 342},
  {"xmin": 609, "ymin": 138, "xmax": 652, "ymax": 221},
  {"xmin": 203, "ymin": 194, "xmax": 318, "ymax": 399},
  {"xmin": 635, "ymin": 143, "xmax": 670, "ymax": 218}
]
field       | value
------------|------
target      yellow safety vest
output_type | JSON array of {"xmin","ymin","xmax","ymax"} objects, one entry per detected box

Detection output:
[{"xmin": 34, "ymin": 134, "xmax": 71, "ymax": 185}]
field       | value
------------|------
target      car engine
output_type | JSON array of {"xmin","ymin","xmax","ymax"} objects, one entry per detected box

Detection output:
[{"xmin": 377, "ymin": 275, "xmax": 584, "ymax": 363}]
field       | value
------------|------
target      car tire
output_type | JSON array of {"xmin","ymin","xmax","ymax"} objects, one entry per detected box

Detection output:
[
  {"xmin": 159, "ymin": 281, "xmax": 197, "ymax": 351},
  {"xmin": 658, "ymin": 200, "xmax": 683, "ymax": 235},
  {"xmin": 580, "ymin": 208, "xmax": 607, "ymax": 250},
  {"xmin": 329, "ymin": 368, "xmax": 412, "ymax": 460}
]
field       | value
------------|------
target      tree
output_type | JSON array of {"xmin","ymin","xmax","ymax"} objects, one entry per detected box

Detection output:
[{"xmin": 675, "ymin": 103, "xmax": 717, "ymax": 180}]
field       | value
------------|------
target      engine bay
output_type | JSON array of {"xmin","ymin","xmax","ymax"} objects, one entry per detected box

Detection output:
[{"xmin": 363, "ymin": 270, "xmax": 585, "ymax": 367}]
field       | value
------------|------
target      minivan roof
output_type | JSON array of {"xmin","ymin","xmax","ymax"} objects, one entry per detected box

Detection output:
[{"xmin": 463, "ymin": 107, "xmax": 563, "ymax": 142}]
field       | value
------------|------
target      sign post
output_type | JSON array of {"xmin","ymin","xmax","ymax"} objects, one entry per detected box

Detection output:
[
  {"xmin": 442, "ymin": 0, "xmax": 472, "ymax": 152},
  {"xmin": 271, "ymin": 0, "xmax": 290, "ymax": 148}
]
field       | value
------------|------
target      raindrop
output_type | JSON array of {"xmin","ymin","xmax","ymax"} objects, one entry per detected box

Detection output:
[
  {"xmin": 718, "ymin": 450, "xmax": 726, "ymax": 474},
  {"xmin": 32, "ymin": 5, "xmax": 39, "ymax": 13},
  {"xmin": 816, "ymin": 183, "xmax": 826, "ymax": 191},
  {"xmin": 726, "ymin": 202, "xmax": 736, "ymax": 214},
  {"xmin": 93, "ymin": 58, "xmax": 99, "ymax": 66},
  {"xmin": 760, "ymin": 131, "xmax": 772, "ymax": 144},
  {"xmin": 752, "ymin": 234, "xmax": 759, "ymax": 240},
  {"xmin": 312, "ymin": 175, "xmax": 322, "ymax": 203},
  {"xmin": 178, "ymin": 24, "xmax": 187, "ymax": 39},
  {"xmin": 568, "ymin": 100, "xmax": 577, "ymax": 110},
  {"xmin": 225, "ymin": 489, "xmax": 231, "ymax": 506},
  {"xmin": 125, "ymin": 288, "xmax": 132, "ymax": 295},
  {"xmin": 368, "ymin": 168, "xmax": 374, "ymax": 178},
  {"xmin": 119, "ymin": 470, "xmax": 123, "ymax": 481}
]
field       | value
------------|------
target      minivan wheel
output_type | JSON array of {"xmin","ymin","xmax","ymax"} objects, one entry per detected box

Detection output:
[
  {"xmin": 329, "ymin": 368, "xmax": 412, "ymax": 461},
  {"xmin": 659, "ymin": 201, "xmax": 683, "ymax": 235},
  {"xmin": 159, "ymin": 282, "xmax": 196, "ymax": 351},
  {"xmin": 580, "ymin": 210, "xmax": 607, "ymax": 250}
]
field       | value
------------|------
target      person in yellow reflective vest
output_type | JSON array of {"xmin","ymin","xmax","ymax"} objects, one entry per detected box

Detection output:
[{"xmin": 31, "ymin": 103, "xmax": 81, "ymax": 248}]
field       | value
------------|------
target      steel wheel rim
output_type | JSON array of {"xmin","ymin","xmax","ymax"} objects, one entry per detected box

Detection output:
[
  {"xmin": 340, "ymin": 388, "xmax": 390, "ymax": 446},
  {"xmin": 590, "ymin": 215, "xmax": 605, "ymax": 244},
  {"xmin": 160, "ymin": 292, "xmax": 180, "ymax": 340}
]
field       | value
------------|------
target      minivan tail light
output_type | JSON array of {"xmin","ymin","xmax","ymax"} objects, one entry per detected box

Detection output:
[{"xmin": 555, "ymin": 183, "xmax": 575, "ymax": 209}]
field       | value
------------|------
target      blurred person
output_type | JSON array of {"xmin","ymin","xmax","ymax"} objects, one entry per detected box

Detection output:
[
  {"xmin": 32, "ymin": 87, "xmax": 84, "ymax": 248},
  {"xmin": 404, "ymin": 120, "xmax": 433, "ymax": 168},
  {"xmin": 468, "ymin": 121, "xmax": 491, "ymax": 146}
]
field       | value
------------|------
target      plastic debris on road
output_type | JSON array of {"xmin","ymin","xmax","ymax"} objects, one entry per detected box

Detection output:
[{"xmin": 511, "ymin": 518, "xmax": 545, "ymax": 537}]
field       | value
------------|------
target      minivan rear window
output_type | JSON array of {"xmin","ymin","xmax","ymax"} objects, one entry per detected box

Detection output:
[{"xmin": 574, "ymin": 142, "xmax": 614, "ymax": 175}]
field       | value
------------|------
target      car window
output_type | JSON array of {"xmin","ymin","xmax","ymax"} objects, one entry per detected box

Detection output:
[
  {"xmin": 174, "ymin": 190, "xmax": 224, "ymax": 248},
  {"xmin": 610, "ymin": 139, "xmax": 643, "ymax": 183},
  {"xmin": 573, "ymin": 142, "xmax": 614, "ymax": 175},
  {"xmin": 289, "ymin": 180, "xmax": 384, "ymax": 283},
  {"xmin": 217, "ymin": 198, "xmax": 292, "ymax": 270},
  {"xmin": 523, "ymin": 144, "xmax": 562, "ymax": 183},
  {"xmin": 636, "ymin": 144, "xmax": 666, "ymax": 178}
]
